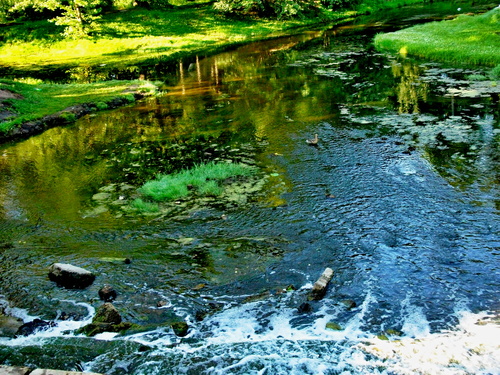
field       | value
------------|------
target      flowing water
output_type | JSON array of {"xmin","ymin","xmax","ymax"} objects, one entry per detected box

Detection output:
[{"xmin": 1, "ymin": 4, "xmax": 500, "ymax": 374}]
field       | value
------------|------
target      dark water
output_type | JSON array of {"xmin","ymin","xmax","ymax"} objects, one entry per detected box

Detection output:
[{"xmin": 1, "ymin": 4, "xmax": 499, "ymax": 374}]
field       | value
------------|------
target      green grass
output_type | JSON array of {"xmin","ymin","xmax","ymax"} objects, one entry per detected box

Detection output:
[
  {"xmin": 0, "ymin": 78, "xmax": 158, "ymax": 132},
  {"xmin": 374, "ymin": 6, "xmax": 500, "ymax": 66},
  {"xmin": 131, "ymin": 198, "xmax": 160, "ymax": 213},
  {"xmin": 0, "ymin": 6, "xmax": 340, "ymax": 69},
  {"xmin": 139, "ymin": 162, "xmax": 256, "ymax": 202}
]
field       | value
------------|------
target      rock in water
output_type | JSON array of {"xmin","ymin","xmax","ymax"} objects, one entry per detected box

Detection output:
[
  {"xmin": 93, "ymin": 302, "xmax": 122, "ymax": 325},
  {"xmin": 308, "ymin": 267, "xmax": 334, "ymax": 301},
  {"xmin": 77, "ymin": 302, "xmax": 132, "ymax": 336},
  {"xmin": 98, "ymin": 285, "xmax": 117, "ymax": 302},
  {"xmin": 171, "ymin": 321, "xmax": 189, "ymax": 337},
  {"xmin": 16, "ymin": 318, "xmax": 55, "ymax": 336},
  {"xmin": 48, "ymin": 263, "xmax": 95, "ymax": 289}
]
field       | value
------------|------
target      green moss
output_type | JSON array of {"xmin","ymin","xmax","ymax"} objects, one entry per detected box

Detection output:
[
  {"xmin": 325, "ymin": 322, "xmax": 343, "ymax": 331},
  {"xmin": 139, "ymin": 162, "xmax": 256, "ymax": 202},
  {"xmin": 374, "ymin": 7, "xmax": 500, "ymax": 66}
]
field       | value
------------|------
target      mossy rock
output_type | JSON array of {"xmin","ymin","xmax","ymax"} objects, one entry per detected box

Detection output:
[
  {"xmin": 171, "ymin": 321, "xmax": 189, "ymax": 337},
  {"xmin": 325, "ymin": 322, "xmax": 343, "ymax": 331},
  {"xmin": 77, "ymin": 321, "xmax": 134, "ymax": 336}
]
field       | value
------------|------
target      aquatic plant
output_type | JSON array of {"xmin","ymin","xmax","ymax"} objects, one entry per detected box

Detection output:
[{"xmin": 139, "ymin": 162, "xmax": 256, "ymax": 202}]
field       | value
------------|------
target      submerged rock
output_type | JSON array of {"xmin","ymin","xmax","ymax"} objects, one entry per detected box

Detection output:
[
  {"xmin": 48, "ymin": 263, "xmax": 96, "ymax": 289},
  {"xmin": 98, "ymin": 285, "xmax": 117, "ymax": 302}
]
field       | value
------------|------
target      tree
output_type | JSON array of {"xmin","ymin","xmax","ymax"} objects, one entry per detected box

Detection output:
[{"xmin": 9, "ymin": 0, "xmax": 110, "ymax": 38}]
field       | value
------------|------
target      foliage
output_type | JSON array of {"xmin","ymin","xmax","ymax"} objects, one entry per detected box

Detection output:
[
  {"xmin": 139, "ymin": 162, "xmax": 256, "ymax": 201},
  {"xmin": 374, "ymin": 6, "xmax": 500, "ymax": 66},
  {"xmin": 213, "ymin": 0, "xmax": 321, "ymax": 19},
  {"xmin": 8, "ymin": 0, "xmax": 110, "ymax": 37},
  {"xmin": 134, "ymin": 0, "xmax": 172, "ymax": 9}
]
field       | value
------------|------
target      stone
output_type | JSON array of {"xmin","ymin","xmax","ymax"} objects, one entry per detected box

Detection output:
[
  {"xmin": 308, "ymin": 267, "xmax": 334, "ymax": 301},
  {"xmin": 0, "ymin": 314, "xmax": 23, "ymax": 337},
  {"xmin": 0, "ymin": 365, "xmax": 31, "ymax": 375},
  {"xmin": 77, "ymin": 303, "xmax": 132, "ymax": 336},
  {"xmin": 93, "ymin": 303, "xmax": 121, "ymax": 325},
  {"xmin": 325, "ymin": 322, "xmax": 343, "ymax": 331},
  {"xmin": 341, "ymin": 299, "xmax": 357, "ymax": 309},
  {"xmin": 98, "ymin": 285, "xmax": 117, "ymax": 302},
  {"xmin": 171, "ymin": 321, "xmax": 189, "ymax": 337},
  {"xmin": 48, "ymin": 263, "xmax": 95, "ymax": 289},
  {"xmin": 297, "ymin": 302, "xmax": 312, "ymax": 314},
  {"xmin": 16, "ymin": 318, "xmax": 55, "ymax": 336},
  {"xmin": 30, "ymin": 369, "xmax": 103, "ymax": 375}
]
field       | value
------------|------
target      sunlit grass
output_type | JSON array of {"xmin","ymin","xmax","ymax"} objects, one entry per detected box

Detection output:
[
  {"xmin": 0, "ymin": 7, "xmax": 335, "ymax": 69},
  {"xmin": 139, "ymin": 162, "xmax": 256, "ymax": 202},
  {"xmin": 374, "ymin": 6, "xmax": 500, "ymax": 66},
  {"xmin": 0, "ymin": 78, "xmax": 158, "ymax": 132}
]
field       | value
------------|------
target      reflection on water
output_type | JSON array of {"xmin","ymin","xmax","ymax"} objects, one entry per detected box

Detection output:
[{"xmin": 0, "ymin": 6, "xmax": 499, "ymax": 374}]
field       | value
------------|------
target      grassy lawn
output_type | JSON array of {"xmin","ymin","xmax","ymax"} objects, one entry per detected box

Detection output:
[
  {"xmin": 374, "ymin": 6, "xmax": 500, "ymax": 66},
  {"xmin": 0, "ymin": 78, "xmax": 158, "ymax": 132},
  {"xmin": 0, "ymin": 6, "xmax": 342, "ymax": 69}
]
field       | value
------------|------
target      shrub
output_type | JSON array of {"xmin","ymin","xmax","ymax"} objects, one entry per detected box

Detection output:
[
  {"xmin": 213, "ymin": 0, "xmax": 319, "ymax": 19},
  {"xmin": 96, "ymin": 101, "xmax": 108, "ymax": 110},
  {"xmin": 59, "ymin": 111, "xmax": 76, "ymax": 122}
]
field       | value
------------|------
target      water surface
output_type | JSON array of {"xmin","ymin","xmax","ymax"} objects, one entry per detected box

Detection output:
[{"xmin": 1, "ymin": 5, "xmax": 499, "ymax": 374}]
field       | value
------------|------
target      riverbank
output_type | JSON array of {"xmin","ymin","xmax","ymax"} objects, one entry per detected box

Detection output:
[
  {"xmin": 0, "ymin": 79, "xmax": 159, "ymax": 141},
  {"xmin": 0, "ymin": 5, "xmax": 350, "ymax": 70},
  {"xmin": 374, "ymin": 5, "xmax": 500, "ymax": 67}
]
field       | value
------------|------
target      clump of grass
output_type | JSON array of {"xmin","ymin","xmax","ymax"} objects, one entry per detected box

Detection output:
[
  {"xmin": 374, "ymin": 6, "xmax": 500, "ymax": 66},
  {"xmin": 131, "ymin": 198, "xmax": 160, "ymax": 212},
  {"xmin": 139, "ymin": 162, "xmax": 256, "ymax": 201},
  {"xmin": 490, "ymin": 64, "xmax": 500, "ymax": 80}
]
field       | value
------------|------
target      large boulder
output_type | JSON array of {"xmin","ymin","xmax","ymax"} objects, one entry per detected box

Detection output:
[{"xmin": 48, "ymin": 263, "xmax": 95, "ymax": 289}]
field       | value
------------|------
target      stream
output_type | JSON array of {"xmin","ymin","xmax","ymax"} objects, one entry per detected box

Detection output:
[{"xmin": 1, "ymin": 3, "xmax": 499, "ymax": 374}]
